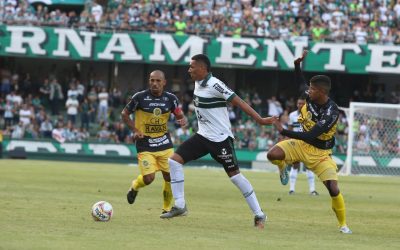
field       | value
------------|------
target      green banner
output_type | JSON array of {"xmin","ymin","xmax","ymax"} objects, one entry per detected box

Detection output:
[
  {"xmin": 0, "ymin": 25, "xmax": 399, "ymax": 74},
  {"xmin": 28, "ymin": 0, "xmax": 85, "ymax": 5},
  {"xmin": 0, "ymin": 139, "xmax": 359, "ymax": 169}
]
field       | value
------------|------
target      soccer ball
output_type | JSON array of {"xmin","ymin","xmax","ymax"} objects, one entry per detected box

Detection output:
[{"xmin": 91, "ymin": 201, "xmax": 113, "ymax": 222}]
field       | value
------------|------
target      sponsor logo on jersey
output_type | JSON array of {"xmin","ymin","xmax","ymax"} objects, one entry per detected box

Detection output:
[
  {"xmin": 150, "ymin": 117, "xmax": 163, "ymax": 124},
  {"xmin": 145, "ymin": 124, "xmax": 167, "ymax": 133},
  {"xmin": 213, "ymin": 83, "xmax": 230, "ymax": 95},
  {"xmin": 148, "ymin": 135, "xmax": 170, "ymax": 147},
  {"xmin": 196, "ymin": 110, "xmax": 211, "ymax": 123},
  {"xmin": 148, "ymin": 135, "xmax": 168, "ymax": 143},
  {"xmin": 221, "ymin": 148, "xmax": 227, "ymax": 155},
  {"xmin": 149, "ymin": 103, "xmax": 166, "ymax": 107}
]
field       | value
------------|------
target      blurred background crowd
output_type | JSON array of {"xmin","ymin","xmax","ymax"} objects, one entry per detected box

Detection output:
[
  {"xmin": 0, "ymin": 0, "xmax": 399, "ymax": 155},
  {"xmin": 1, "ymin": 66, "xmax": 398, "ymax": 155},
  {"xmin": 1, "ymin": 0, "xmax": 400, "ymax": 44}
]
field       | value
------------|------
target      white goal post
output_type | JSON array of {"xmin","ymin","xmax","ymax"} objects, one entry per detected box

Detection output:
[{"xmin": 341, "ymin": 102, "xmax": 400, "ymax": 176}]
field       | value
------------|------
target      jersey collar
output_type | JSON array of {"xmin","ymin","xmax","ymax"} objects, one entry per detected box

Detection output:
[{"xmin": 199, "ymin": 73, "xmax": 213, "ymax": 87}]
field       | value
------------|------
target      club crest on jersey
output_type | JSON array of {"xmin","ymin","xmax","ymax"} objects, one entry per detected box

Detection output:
[
  {"xmin": 193, "ymin": 96, "xmax": 199, "ymax": 106},
  {"xmin": 142, "ymin": 160, "xmax": 149, "ymax": 167},
  {"xmin": 221, "ymin": 148, "xmax": 227, "ymax": 155},
  {"xmin": 306, "ymin": 111, "xmax": 312, "ymax": 120},
  {"xmin": 153, "ymin": 108, "xmax": 162, "ymax": 116}
]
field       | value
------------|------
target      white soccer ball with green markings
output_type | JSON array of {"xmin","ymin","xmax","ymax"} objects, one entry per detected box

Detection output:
[{"xmin": 91, "ymin": 201, "xmax": 113, "ymax": 222}]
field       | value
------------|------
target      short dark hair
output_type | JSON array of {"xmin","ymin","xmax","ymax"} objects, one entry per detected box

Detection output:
[
  {"xmin": 299, "ymin": 93, "xmax": 308, "ymax": 100},
  {"xmin": 191, "ymin": 54, "xmax": 211, "ymax": 72},
  {"xmin": 310, "ymin": 75, "xmax": 331, "ymax": 93}
]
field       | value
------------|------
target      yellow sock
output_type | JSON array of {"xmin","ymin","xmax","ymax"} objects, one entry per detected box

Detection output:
[
  {"xmin": 332, "ymin": 192, "xmax": 347, "ymax": 227},
  {"xmin": 270, "ymin": 159, "xmax": 285, "ymax": 171},
  {"xmin": 132, "ymin": 175, "xmax": 146, "ymax": 191},
  {"xmin": 162, "ymin": 181, "xmax": 172, "ymax": 211}
]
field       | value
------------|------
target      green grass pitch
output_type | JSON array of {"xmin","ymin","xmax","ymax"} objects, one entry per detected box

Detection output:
[{"xmin": 1, "ymin": 159, "xmax": 400, "ymax": 250}]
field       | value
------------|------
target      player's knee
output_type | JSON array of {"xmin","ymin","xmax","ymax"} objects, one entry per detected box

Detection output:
[
  {"xmin": 161, "ymin": 171, "xmax": 171, "ymax": 182},
  {"xmin": 170, "ymin": 153, "xmax": 184, "ymax": 164},
  {"xmin": 143, "ymin": 174, "xmax": 155, "ymax": 185},
  {"xmin": 324, "ymin": 180, "xmax": 340, "ymax": 196},
  {"xmin": 267, "ymin": 147, "xmax": 282, "ymax": 161}
]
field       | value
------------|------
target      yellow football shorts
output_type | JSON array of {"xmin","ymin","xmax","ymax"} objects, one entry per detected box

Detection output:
[
  {"xmin": 137, "ymin": 148, "xmax": 174, "ymax": 176},
  {"xmin": 276, "ymin": 139, "xmax": 338, "ymax": 181}
]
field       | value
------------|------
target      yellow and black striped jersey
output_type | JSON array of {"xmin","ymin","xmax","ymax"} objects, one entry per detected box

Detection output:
[
  {"xmin": 125, "ymin": 89, "xmax": 180, "ymax": 152},
  {"xmin": 295, "ymin": 97, "xmax": 339, "ymax": 149}
]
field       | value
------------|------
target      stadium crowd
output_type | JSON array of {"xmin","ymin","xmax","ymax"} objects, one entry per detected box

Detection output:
[
  {"xmin": 1, "ymin": 66, "xmax": 399, "ymax": 155},
  {"xmin": 0, "ymin": 0, "xmax": 399, "ymax": 155},
  {"xmin": 1, "ymin": 0, "xmax": 400, "ymax": 44}
]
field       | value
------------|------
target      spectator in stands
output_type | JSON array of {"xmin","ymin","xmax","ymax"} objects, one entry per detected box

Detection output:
[
  {"xmin": 11, "ymin": 121, "xmax": 24, "ymax": 139},
  {"xmin": 91, "ymin": 0, "xmax": 103, "ymax": 24},
  {"xmin": 355, "ymin": 134, "xmax": 370, "ymax": 154},
  {"xmin": 251, "ymin": 93, "xmax": 262, "ymax": 114},
  {"xmin": 3, "ymin": 99, "xmax": 14, "ymax": 129},
  {"xmin": 64, "ymin": 121, "xmax": 77, "ymax": 142},
  {"xmin": 76, "ymin": 127, "xmax": 90, "ymax": 142},
  {"xmin": 1, "ymin": 72, "xmax": 11, "ymax": 96},
  {"xmin": 49, "ymin": 78, "xmax": 64, "ymax": 115},
  {"xmin": 370, "ymin": 130, "xmax": 383, "ymax": 155},
  {"xmin": 67, "ymin": 82, "xmax": 79, "ymax": 99},
  {"xmin": 175, "ymin": 125, "xmax": 191, "ymax": 145},
  {"xmin": 66, "ymin": 95, "xmax": 79, "ymax": 125},
  {"xmin": 39, "ymin": 78, "xmax": 50, "ymax": 109},
  {"xmin": 267, "ymin": 96, "xmax": 283, "ymax": 117},
  {"xmin": 113, "ymin": 122, "xmax": 129, "ymax": 144},
  {"xmin": 40, "ymin": 115, "xmax": 53, "ymax": 138},
  {"xmin": 97, "ymin": 87, "xmax": 109, "ymax": 123},
  {"xmin": 19, "ymin": 103, "xmax": 34, "ymax": 128},
  {"xmin": 110, "ymin": 87, "xmax": 122, "ymax": 108},
  {"xmin": 97, "ymin": 122, "xmax": 111, "ymax": 142},
  {"xmin": 80, "ymin": 97, "xmax": 92, "ymax": 131}
]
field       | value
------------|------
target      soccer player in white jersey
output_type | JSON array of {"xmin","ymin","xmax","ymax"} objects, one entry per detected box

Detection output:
[
  {"xmin": 160, "ymin": 54, "xmax": 276, "ymax": 229},
  {"xmin": 288, "ymin": 95, "xmax": 319, "ymax": 196}
]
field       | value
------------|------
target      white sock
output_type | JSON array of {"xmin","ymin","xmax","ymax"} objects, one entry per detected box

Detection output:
[
  {"xmin": 169, "ymin": 158, "xmax": 185, "ymax": 208},
  {"xmin": 230, "ymin": 173, "xmax": 264, "ymax": 217},
  {"xmin": 289, "ymin": 167, "xmax": 298, "ymax": 192},
  {"xmin": 306, "ymin": 169, "xmax": 315, "ymax": 192}
]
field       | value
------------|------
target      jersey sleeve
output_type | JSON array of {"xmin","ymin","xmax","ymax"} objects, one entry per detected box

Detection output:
[
  {"xmin": 124, "ymin": 93, "xmax": 139, "ymax": 112},
  {"xmin": 317, "ymin": 105, "xmax": 339, "ymax": 133},
  {"xmin": 169, "ymin": 93, "xmax": 181, "ymax": 113},
  {"xmin": 211, "ymin": 81, "xmax": 236, "ymax": 102}
]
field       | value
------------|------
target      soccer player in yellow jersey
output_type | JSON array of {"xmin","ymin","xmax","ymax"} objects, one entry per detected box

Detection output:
[
  {"xmin": 267, "ymin": 51, "xmax": 352, "ymax": 234},
  {"xmin": 121, "ymin": 70, "xmax": 187, "ymax": 216}
]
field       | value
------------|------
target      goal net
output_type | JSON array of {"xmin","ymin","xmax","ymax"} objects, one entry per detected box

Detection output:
[{"xmin": 340, "ymin": 102, "xmax": 400, "ymax": 176}]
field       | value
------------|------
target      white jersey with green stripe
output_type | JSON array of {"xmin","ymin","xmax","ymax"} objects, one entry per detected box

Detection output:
[{"xmin": 193, "ymin": 76, "xmax": 236, "ymax": 142}]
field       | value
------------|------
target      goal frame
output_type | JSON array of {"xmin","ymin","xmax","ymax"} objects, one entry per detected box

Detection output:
[{"xmin": 343, "ymin": 102, "xmax": 400, "ymax": 176}]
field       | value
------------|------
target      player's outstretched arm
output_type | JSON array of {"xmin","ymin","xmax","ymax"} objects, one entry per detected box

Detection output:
[
  {"xmin": 230, "ymin": 95, "xmax": 276, "ymax": 125},
  {"xmin": 294, "ymin": 50, "xmax": 308, "ymax": 65},
  {"xmin": 294, "ymin": 50, "xmax": 308, "ymax": 86}
]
